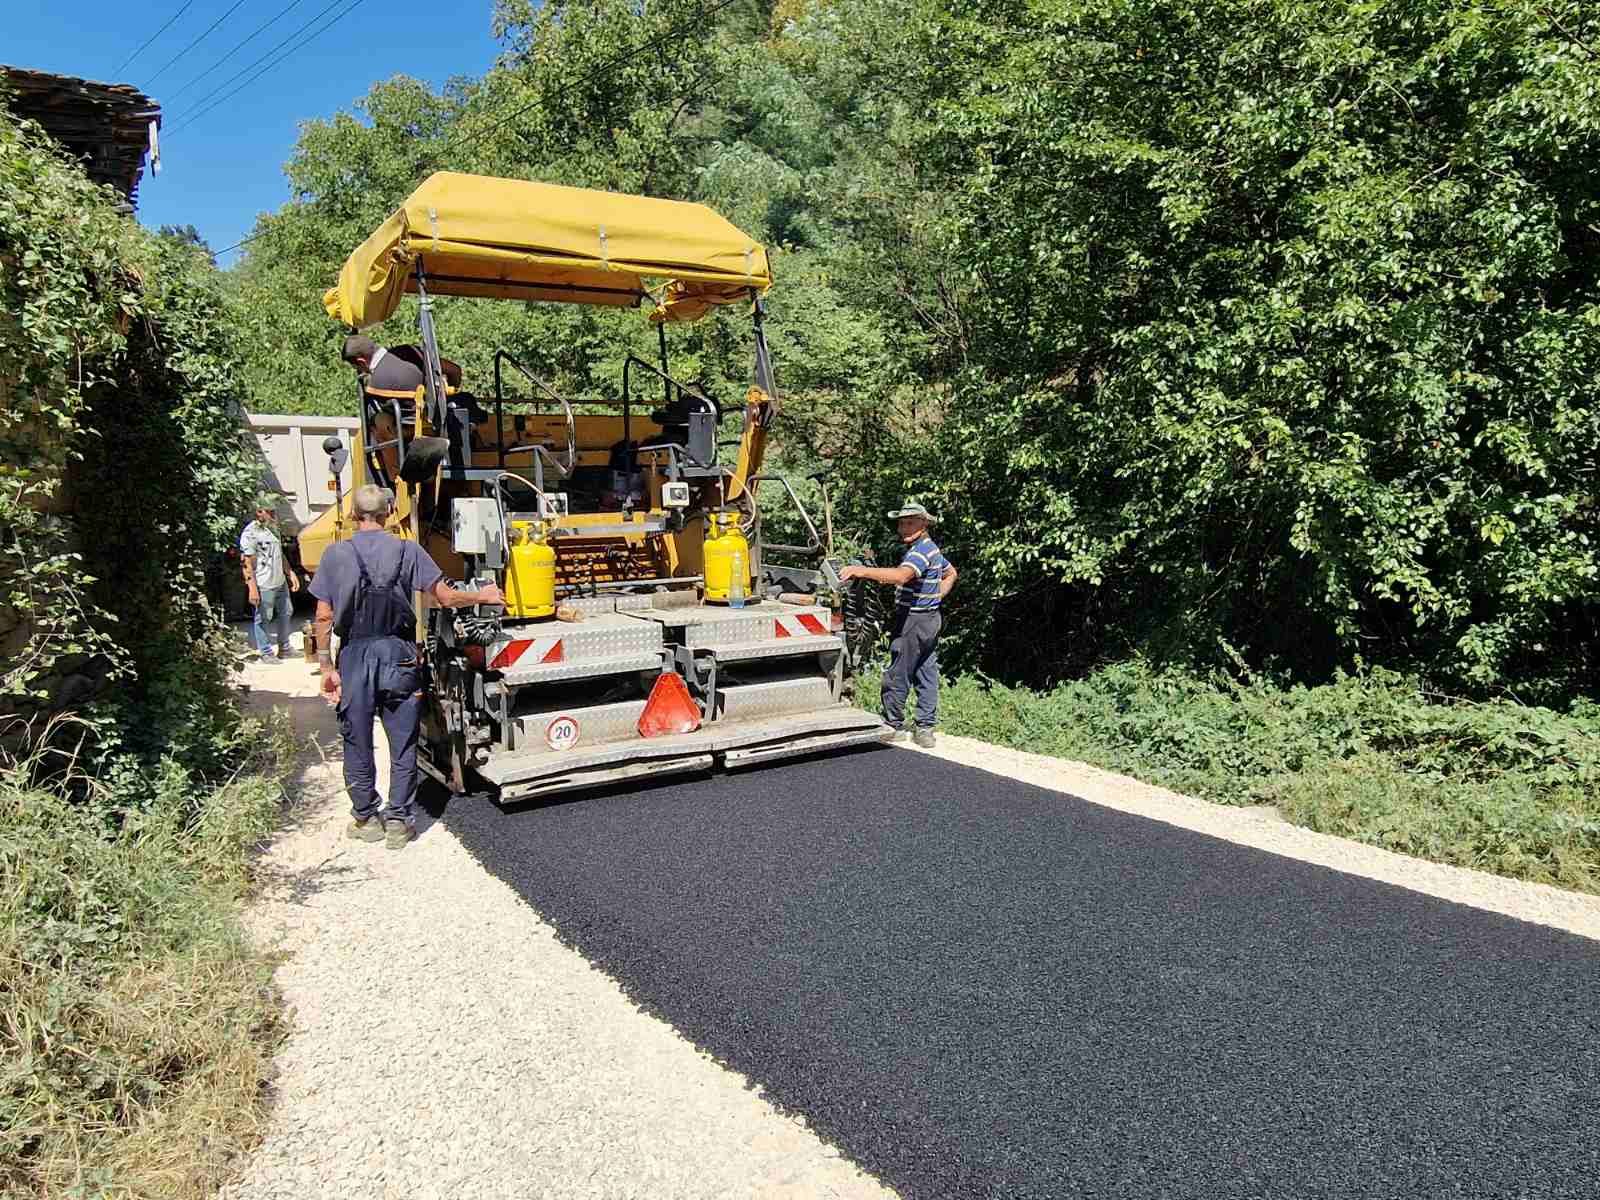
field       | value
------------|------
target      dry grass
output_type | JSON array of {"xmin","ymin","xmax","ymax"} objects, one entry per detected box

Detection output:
[{"xmin": 0, "ymin": 734, "xmax": 291, "ymax": 1199}]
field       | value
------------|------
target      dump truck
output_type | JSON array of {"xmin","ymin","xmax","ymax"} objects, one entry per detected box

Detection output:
[
  {"xmin": 299, "ymin": 171, "xmax": 890, "ymax": 804},
  {"xmin": 250, "ymin": 412, "xmax": 360, "ymax": 534}
]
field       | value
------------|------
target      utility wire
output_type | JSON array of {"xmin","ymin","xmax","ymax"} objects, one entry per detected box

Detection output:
[
  {"xmin": 166, "ymin": 0, "xmax": 311, "ymax": 103},
  {"xmin": 210, "ymin": 0, "xmax": 740, "ymax": 260},
  {"xmin": 166, "ymin": 0, "xmax": 366, "ymax": 134},
  {"xmin": 114, "ymin": 0, "xmax": 199, "ymax": 75},
  {"xmin": 145, "ymin": 0, "xmax": 252, "ymax": 87}
]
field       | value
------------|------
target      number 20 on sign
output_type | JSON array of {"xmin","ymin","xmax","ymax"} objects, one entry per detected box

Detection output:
[{"xmin": 545, "ymin": 716, "xmax": 580, "ymax": 751}]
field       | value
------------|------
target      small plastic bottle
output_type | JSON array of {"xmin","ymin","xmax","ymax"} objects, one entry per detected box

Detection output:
[{"xmin": 729, "ymin": 549, "xmax": 747, "ymax": 609}]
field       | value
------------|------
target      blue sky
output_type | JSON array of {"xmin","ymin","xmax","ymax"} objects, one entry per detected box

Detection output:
[{"xmin": 8, "ymin": 0, "xmax": 501, "ymax": 265}]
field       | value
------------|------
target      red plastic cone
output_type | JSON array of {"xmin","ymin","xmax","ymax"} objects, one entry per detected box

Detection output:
[{"xmin": 637, "ymin": 671, "xmax": 702, "ymax": 737}]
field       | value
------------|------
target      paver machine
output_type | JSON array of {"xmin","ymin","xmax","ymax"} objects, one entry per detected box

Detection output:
[{"xmin": 299, "ymin": 171, "xmax": 890, "ymax": 803}]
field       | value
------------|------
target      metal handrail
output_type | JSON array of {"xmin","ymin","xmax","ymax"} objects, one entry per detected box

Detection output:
[
  {"xmin": 492, "ymin": 351, "xmax": 576, "ymax": 483},
  {"xmin": 621, "ymin": 354, "xmax": 721, "ymax": 452},
  {"xmin": 749, "ymin": 474, "xmax": 824, "ymax": 556},
  {"xmin": 359, "ymin": 379, "xmax": 410, "ymax": 490}
]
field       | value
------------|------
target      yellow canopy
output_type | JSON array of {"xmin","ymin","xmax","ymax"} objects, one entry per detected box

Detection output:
[{"xmin": 322, "ymin": 172, "xmax": 772, "ymax": 328}]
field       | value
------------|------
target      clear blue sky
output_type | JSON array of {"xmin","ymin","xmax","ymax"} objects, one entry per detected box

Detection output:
[{"xmin": 8, "ymin": 0, "xmax": 501, "ymax": 265}]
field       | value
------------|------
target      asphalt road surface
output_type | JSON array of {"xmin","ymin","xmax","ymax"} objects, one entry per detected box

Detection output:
[{"xmin": 428, "ymin": 746, "xmax": 1600, "ymax": 1200}]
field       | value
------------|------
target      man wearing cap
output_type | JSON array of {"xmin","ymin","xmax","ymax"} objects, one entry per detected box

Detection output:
[
  {"xmin": 839, "ymin": 502, "xmax": 957, "ymax": 747},
  {"xmin": 310, "ymin": 484, "xmax": 504, "ymax": 849},
  {"xmin": 239, "ymin": 496, "xmax": 300, "ymax": 661}
]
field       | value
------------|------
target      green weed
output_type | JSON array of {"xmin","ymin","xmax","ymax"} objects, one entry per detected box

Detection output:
[{"xmin": 0, "ymin": 723, "xmax": 293, "ymax": 1199}]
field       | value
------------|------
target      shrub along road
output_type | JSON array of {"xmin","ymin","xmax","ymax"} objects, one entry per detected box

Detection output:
[{"xmin": 432, "ymin": 747, "xmax": 1600, "ymax": 1200}]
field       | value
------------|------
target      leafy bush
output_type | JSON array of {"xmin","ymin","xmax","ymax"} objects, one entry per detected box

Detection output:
[
  {"xmin": 841, "ymin": 0, "xmax": 1600, "ymax": 696},
  {"xmin": 867, "ymin": 660, "xmax": 1600, "ymax": 893},
  {"xmin": 0, "ymin": 750, "xmax": 289, "ymax": 1199},
  {"xmin": 0, "ymin": 105, "xmax": 260, "ymax": 774},
  {"xmin": 0, "ymin": 100, "xmax": 295, "ymax": 1197}
]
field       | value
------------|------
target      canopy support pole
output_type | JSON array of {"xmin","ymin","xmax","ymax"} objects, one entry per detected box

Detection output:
[
  {"xmin": 658, "ymin": 322, "xmax": 671, "ymax": 413},
  {"xmin": 751, "ymin": 290, "xmax": 778, "ymax": 425},
  {"xmin": 414, "ymin": 262, "xmax": 450, "ymax": 431}
]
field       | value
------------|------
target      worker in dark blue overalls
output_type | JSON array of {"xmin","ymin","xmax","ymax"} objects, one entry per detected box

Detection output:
[{"xmin": 310, "ymin": 485, "xmax": 503, "ymax": 849}]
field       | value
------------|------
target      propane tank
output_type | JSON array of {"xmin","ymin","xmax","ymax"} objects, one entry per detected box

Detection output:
[
  {"xmin": 504, "ymin": 519, "xmax": 556, "ymax": 618},
  {"xmin": 702, "ymin": 509, "xmax": 751, "ymax": 604}
]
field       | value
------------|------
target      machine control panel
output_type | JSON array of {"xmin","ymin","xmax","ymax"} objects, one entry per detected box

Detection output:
[{"xmin": 453, "ymin": 498, "xmax": 503, "ymax": 561}]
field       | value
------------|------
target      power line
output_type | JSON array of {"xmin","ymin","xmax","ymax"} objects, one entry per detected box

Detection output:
[
  {"xmin": 166, "ymin": 0, "xmax": 311, "ymax": 104},
  {"xmin": 166, "ymin": 0, "xmax": 366, "ymax": 134},
  {"xmin": 114, "ymin": 0, "xmax": 199, "ymax": 75},
  {"xmin": 166, "ymin": 0, "xmax": 358, "ymax": 131},
  {"xmin": 145, "ymin": 0, "xmax": 252, "ymax": 87},
  {"xmin": 210, "ymin": 0, "xmax": 741, "ymax": 260}
]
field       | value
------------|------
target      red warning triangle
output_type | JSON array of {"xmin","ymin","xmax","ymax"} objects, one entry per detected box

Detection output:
[{"xmin": 637, "ymin": 672, "xmax": 702, "ymax": 737}]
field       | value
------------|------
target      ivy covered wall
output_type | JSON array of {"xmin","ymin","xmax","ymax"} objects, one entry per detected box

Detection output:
[{"xmin": 0, "ymin": 105, "xmax": 260, "ymax": 776}]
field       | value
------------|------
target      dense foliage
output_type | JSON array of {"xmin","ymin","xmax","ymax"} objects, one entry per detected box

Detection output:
[
  {"xmin": 232, "ymin": 0, "xmax": 1600, "ymax": 702},
  {"xmin": 1, "ymin": 104, "xmax": 290, "ymax": 1195},
  {"xmin": 906, "ymin": 0, "xmax": 1600, "ymax": 699},
  {"xmin": 1, "ymin": 107, "xmax": 262, "ymax": 776}
]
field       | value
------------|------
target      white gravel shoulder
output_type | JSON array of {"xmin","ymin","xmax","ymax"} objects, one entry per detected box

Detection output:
[
  {"xmin": 224, "ymin": 653, "xmax": 895, "ymax": 1200},
  {"xmin": 909, "ymin": 732, "xmax": 1600, "ymax": 943}
]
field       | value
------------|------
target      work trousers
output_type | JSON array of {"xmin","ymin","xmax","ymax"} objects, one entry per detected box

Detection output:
[
  {"xmin": 336, "ymin": 636, "xmax": 425, "ymax": 828},
  {"xmin": 251, "ymin": 584, "xmax": 292, "ymax": 655},
  {"xmin": 881, "ymin": 608, "xmax": 942, "ymax": 730}
]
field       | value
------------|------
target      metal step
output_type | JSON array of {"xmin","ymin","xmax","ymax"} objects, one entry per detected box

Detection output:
[
  {"xmin": 499, "ymin": 651, "xmax": 659, "ymax": 687},
  {"xmin": 492, "ymin": 611, "xmax": 663, "ymax": 686},
  {"xmin": 510, "ymin": 697, "xmax": 648, "ymax": 748},
  {"xmin": 718, "ymin": 677, "xmax": 833, "ymax": 722},
  {"xmin": 476, "ymin": 705, "xmax": 892, "ymax": 800},
  {"xmin": 723, "ymin": 727, "xmax": 894, "ymax": 768},
  {"xmin": 497, "ymin": 754, "xmax": 714, "ymax": 804},
  {"xmin": 710, "ymin": 634, "xmax": 843, "ymax": 663},
  {"xmin": 506, "ymin": 677, "xmax": 843, "ymax": 750},
  {"xmin": 620, "ymin": 601, "xmax": 837, "ymax": 651}
]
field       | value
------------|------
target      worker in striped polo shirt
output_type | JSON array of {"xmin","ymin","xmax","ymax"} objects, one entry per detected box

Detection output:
[{"xmin": 839, "ymin": 502, "xmax": 957, "ymax": 747}]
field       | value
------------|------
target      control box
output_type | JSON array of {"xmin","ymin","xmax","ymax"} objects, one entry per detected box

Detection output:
[
  {"xmin": 662, "ymin": 481, "xmax": 691, "ymax": 509},
  {"xmin": 453, "ymin": 498, "xmax": 502, "ymax": 558}
]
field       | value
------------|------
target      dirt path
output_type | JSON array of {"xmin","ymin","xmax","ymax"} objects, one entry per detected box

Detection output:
[{"xmin": 223, "ymin": 652, "xmax": 894, "ymax": 1200}]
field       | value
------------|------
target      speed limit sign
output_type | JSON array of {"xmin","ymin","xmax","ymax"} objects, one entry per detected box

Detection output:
[{"xmin": 545, "ymin": 715, "xmax": 580, "ymax": 751}]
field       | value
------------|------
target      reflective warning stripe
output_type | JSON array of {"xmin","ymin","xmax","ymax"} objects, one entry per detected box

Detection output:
[
  {"xmin": 489, "ymin": 636, "xmax": 565, "ymax": 670},
  {"xmin": 773, "ymin": 613, "xmax": 829, "ymax": 638}
]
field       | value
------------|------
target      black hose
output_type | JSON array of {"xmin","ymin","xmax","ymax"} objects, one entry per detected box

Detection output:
[{"xmin": 840, "ymin": 556, "xmax": 885, "ymax": 671}]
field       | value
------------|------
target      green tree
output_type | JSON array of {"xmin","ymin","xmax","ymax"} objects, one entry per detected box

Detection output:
[
  {"xmin": 157, "ymin": 221, "xmax": 209, "ymax": 250},
  {"xmin": 845, "ymin": 0, "xmax": 1600, "ymax": 696},
  {"xmin": 227, "ymin": 0, "xmax": 1600, "ymax": 700}
]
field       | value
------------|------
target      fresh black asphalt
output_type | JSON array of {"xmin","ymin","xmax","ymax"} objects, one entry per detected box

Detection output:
[{"xmin": 426, "ymin": 747, "xmax": 1600, "ymax": 1199}]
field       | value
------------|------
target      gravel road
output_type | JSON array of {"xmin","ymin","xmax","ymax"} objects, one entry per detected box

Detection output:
[{"xmin": 226, "ymin": 648, "xmax": 1600, "ymax": 1198}]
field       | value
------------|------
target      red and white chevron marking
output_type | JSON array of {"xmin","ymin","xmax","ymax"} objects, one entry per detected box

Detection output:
[
  {"xmin": 773, "ymin": 612, "xmax": 830, "ymax": 638},
  {"xmin": 489, "ymin": 635, "xmax": 565, "ymax": 670}
]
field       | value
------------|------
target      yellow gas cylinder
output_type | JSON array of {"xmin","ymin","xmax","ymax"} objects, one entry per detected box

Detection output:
[
  {"xmin": 702, "ymin": 509, "xmax": 751, "ymax": 605},
  {"xmin": 505, "ymin": 519, "xmax": 556, "ymax": 618}
]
